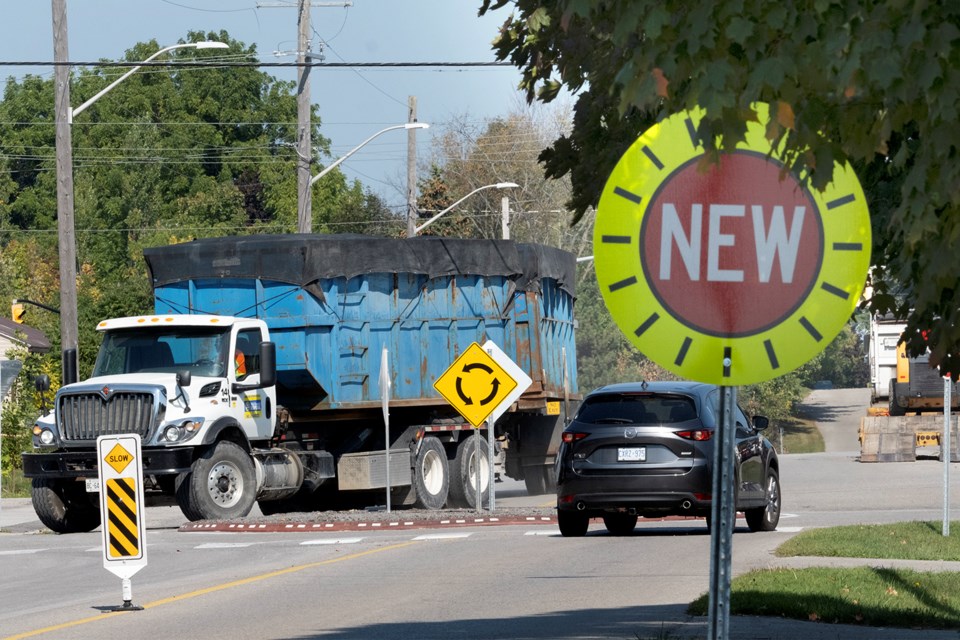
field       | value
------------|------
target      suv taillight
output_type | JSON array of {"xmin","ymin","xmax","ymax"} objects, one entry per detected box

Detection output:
[
  {"xmin": 675, "ymin": 429, "xmax": 713, "ymax": 441},
  {"xmin": 562, "ymin": 432, "xmax": 589, "ymax": 444}
]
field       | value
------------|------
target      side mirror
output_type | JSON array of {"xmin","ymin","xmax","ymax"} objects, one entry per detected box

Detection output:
[
  {"xmin": 176, "ymin": 370, "xmax": 192, "ymax": 388},
  {"xmin": 34, "ymin": 374, "xmax": 50, "ymax": 393},
  {"xmin": 258, "ymin": 342, "xmax": 276, "ymax": 388},
  {"xmin": 753, "ymin": 415, "xmax": 770, "ymax": 430}
]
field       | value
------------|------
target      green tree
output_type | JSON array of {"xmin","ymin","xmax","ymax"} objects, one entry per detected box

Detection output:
[
  {"xmin": 481, "ymin": 0, "xmax": 960, "ymax": 373},
  {"xmin": 0, "ymin": 31, "xmax": 394, "ymax": 378}
]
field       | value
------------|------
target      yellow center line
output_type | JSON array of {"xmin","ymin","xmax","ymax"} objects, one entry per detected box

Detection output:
[
  {"xmin": 3, "ymin": 539, "xmax": 420, "ymax": 640},
  {"xmin": 538, "ymin": 500, "xmax": 555, "ymax": 508}
]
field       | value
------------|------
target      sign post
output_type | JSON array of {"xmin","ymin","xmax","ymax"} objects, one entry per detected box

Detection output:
[
  {"xmin": 380, "ymin": 346, "xmax": 392, "ymax": 512},
  {"xmin": 594, "ymin": 104, "xmax": 871, "ymax": 639},
  {"xmin": 96, "ymin": 434, "xmax": 147, "ymax": 611},
  {"xmin": 944, "ymin": 376, "xmax": 951, "ymax": 537}
]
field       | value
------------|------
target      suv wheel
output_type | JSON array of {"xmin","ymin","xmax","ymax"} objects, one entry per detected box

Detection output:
[
  {"xmin": 745, "ymin": 468, "xmax": 781, "ymax": 532},
  {"xmin": 557, "ymin": 510, "xmax": 589, "ymax": 537}
]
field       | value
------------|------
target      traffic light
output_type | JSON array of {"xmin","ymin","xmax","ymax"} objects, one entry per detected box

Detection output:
[{"xmin": 11, "ymin": 301, "xmax": 25, "ymax": 323}]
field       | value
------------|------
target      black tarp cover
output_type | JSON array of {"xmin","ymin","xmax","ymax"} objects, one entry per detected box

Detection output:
[{"xmin": 143, "ymin": 235, "xmax": 576, "ymax": 297}]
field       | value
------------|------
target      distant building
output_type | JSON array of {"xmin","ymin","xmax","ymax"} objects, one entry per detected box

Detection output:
[
  {"xmin": 0, "ymin": 317, "xmax": 51, "ymax": 358},
  {"xmin": 0, "ymin": 317, "xmax": 50, "ymax": 400}
]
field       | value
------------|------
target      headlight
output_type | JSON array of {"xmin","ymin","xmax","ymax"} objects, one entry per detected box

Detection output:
[
  {"xmin": 159, "ymin": 418, "xmax": 204, "ymax": 444},
  {"xmin": 32, "ymin": 425, "xmax": 56, "ymax": 446}
]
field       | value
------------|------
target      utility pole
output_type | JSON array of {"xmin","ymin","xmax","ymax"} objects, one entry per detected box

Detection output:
[
  {"xmin": 406, "ymin": 96, "xmax": 418, "ymax": 238},
  {"xmin": 258, "ymin": 1, "xmax": 352, "ymax": 233},
  {"xmin": 52, "ymin": 0, "xmax": 79, "ymax": 380},
  {"xmin": 296, "ymin": 0, "xmax": 312, "ymax": 233}
]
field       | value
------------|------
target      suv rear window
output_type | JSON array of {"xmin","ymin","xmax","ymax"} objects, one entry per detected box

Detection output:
[{"xmin": 574, "ymin": 393, "xmax": 698, "ymax": 425}]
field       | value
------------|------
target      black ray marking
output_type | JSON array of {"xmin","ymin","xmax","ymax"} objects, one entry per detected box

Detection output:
[
  {"xmin": 608, "ymin": 276, "xmax": 638, "ymax": 292},
  {"xmin": 684, "ymin": 117, "xmax": 698, "ymax": 148},
  {"xmin": 614, "ymin": 186, "xmax": 642, "ymax": 204},
  {"xmin": 799, "ymin": 317, "xmax": 823, "ymax": 342},
  {"xmin": 675, "ymin": 337, "xmax": 692, "ymax": 366},
  {"xmin": 821, "ymin": 282, "xmax": 850, "ymax": 300},
  {"xmin": 764, "ymin": 340, "xmax": 780, "ymax": 370},
  {"xmin": 827, "ymin": 194, "xmax": 856, "ymax": 209},
  {"xmin": 601, "ymin": 235, "xmax": 632, "ymax": 244},
  {"xmin": 642, "ymin": 146, "xmax": 664, "ymax": 170},
  {"xmin": 634, "ymin": 313, "xmax": 660, "ymax": 337},
  {"xmin": 832, "ymin": 242, "xmax": 862, "ymax": 251}
]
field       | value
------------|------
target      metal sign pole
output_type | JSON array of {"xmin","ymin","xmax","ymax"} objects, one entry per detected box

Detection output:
[
  {"xmin": 944, "ymin": 376, "xmax": 951, "ymax": 537},
  {"xmin": 707, "ymin": 385, "xmax": 737, "ymax": 639},
  {"xmin": 474, "ymin": 426, "xmax": 482, "ymax": 512},
  {"xmin": 380, "ymin": 347, "xmax": 391, "ymax": 513},
  {"xmin": 487, "ymin": 419, "xmax": 496, "ymax": 511}
]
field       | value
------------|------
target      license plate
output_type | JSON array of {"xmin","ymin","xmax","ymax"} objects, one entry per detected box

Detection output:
[
  {"xmin": 618, "ymin": 447, "xmax": 646, "ymax": 462},
  {"xmin": 85, "ymin": 478, "xmax": 100, "ymax": 493}
]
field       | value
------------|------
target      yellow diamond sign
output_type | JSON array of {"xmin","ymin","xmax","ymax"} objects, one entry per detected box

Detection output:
[
  {"xmin": 434, "ymin": 342, "xmax": 518, "ymax": 427},
  {"xmin": 104, "ymin": 443, "xmax": 134, "ymax": 474}
]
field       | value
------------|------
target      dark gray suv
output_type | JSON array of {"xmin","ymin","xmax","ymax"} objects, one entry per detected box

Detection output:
[{"xmin": 555, "ymin": 381, "xmax": 781, "ymax": 536}]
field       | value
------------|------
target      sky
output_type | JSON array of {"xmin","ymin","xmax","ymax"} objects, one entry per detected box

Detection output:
[{"xmin": 0, "ymin": 0, "xmax": 536, "ymax": 210}]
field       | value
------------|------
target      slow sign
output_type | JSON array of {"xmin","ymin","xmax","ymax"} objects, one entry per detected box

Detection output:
[{"xmin": 594, "ymin": 103, "xmax": 871, "ymax": 385}]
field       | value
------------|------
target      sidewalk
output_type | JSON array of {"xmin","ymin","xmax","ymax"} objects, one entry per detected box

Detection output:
[{"xmin": 0, "ymin": 497, "xmax": 43, "ymax": 533}]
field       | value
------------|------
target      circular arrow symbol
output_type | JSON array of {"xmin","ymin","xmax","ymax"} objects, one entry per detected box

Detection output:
[{"xmin": 455, "ymin": 362, "xmax": 501, "ymax": 406}]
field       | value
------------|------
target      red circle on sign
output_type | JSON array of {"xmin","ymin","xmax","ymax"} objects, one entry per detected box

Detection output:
[{"xmin": 641, "ymin": 151, "xmax": 823, "ymax": 337}]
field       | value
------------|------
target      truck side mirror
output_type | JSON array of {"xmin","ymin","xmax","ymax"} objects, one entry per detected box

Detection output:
[
  {"xmin": 259, "ymin": 341, "xmax": 276, "ymax": 388},
  {"xmin": 34, "ymin": 374, "xmax": 50, "ymax": 393}
]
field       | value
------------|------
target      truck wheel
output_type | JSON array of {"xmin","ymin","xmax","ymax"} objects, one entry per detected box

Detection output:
[
  {"xmin": 412, "ymin": 437, "xmax": 449, "ymax": 510},
  {"xmin": 523, "ymin": 465, "xmax": 555, "ymax": 495},
  {"xmin": 447, "ymin": 436, "xmax": 490, "ymax": 509},
  {"xmin": 557, "ymin": 510, "xmax": 589, "ymax": 537},
  {"xmin": 745, "ymin": 468, "xmax": 781, "ymax": 532},
  {"xmin": 31, "ymin": 478, "xmax": 100, "ymax": 534},
  {"xmin": 888, "ymin": 380, "xmax": 906, "ymax": 416},
  {"xmin": 177, "ymin": 441, "xmax": 256, "ymax": 521}
]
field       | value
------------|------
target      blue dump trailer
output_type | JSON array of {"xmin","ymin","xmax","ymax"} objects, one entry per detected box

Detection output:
[{"xmin": 129, "ymin": 234, "xmax": 579, "ymax": 516}]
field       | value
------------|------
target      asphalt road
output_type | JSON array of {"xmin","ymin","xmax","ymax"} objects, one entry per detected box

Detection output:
[{"xmin": 4, "ymin": 387, "xmax": 960, "ymax": 639}]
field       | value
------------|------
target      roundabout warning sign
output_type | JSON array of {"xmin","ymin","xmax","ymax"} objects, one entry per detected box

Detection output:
[
  {"xmin": 434, "ymin": 342, "xmax": 519, "ymax": 427},
  {"xmin": 594, "ymin": 104, "xmax": 871, "ymax": 385}
]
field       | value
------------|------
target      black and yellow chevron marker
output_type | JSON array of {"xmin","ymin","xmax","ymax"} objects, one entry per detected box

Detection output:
[{"xmin": 106, "ymin": 477, "xmax": 140, "ymax": 558}]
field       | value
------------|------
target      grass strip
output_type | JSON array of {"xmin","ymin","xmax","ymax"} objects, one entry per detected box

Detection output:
[
  {"xmin": 689, "ymin": 567, "xmax": 960, "ymax": 629},
  {"xmin": 777, "ymin": 520, "xmax": 960, "ymax": 561}
]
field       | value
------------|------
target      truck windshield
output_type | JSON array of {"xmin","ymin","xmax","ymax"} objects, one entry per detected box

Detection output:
[{"xmin": 93, "ymin": 327, "xmax": 229, "ymax": 377}]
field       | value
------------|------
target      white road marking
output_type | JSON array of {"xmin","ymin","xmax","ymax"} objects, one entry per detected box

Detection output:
[
  {"xmin": 776, "ymin": 526, "xmax": 803, "ymax": 533},
  {"xmin": 195, "ymin": 542, "xmax": 256, "ymax": 549},
  {"xmin": 412, "ymin": 533, "xmax": 472, "ymax": 540},
  {"xmin": 0, "ymin": 548, "xmax": 47, "ymax": 555},
  {"xmin": 524, "ymin": 530, "xmax": 556, "ymax": 536},
  {"xmin": 300, "ymin": 537, "xmax": 364, "ymax": 545}
]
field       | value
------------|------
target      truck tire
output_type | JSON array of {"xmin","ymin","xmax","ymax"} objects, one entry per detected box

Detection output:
[
  {"xmin": 177, "ymin": 440, "xmax": 256, "ymax": 521},
  {"xmin": 888, "ymin": 379, "xmax": 906, "ymax": 416},
  {"xmin": 412, "ymin": 437, "xmax": 449, "ymax": 510},
  {"xmin": 31, "ymin": 478, "xmax": 100, "ymax": 534},
  {"xmin": 523, "ymin": 465, "xmax": 556, "ymax": 496},
  {"xmin": 447, "ymin": 436, "xmax": 490, "ymax": 509}
]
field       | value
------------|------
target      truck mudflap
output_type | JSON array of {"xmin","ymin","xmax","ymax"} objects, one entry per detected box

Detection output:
[{"xmin": 22, "ymin": 447, "xmax": 194, "ymax": 479}]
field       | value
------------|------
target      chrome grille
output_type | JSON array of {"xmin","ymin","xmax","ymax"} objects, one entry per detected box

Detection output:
[{"xmin": 58, "ymin": 390, "xmax": 160, "ymax": 441}]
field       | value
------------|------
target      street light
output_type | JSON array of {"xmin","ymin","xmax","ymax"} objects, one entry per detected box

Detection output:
[
  {"xmin": 53, "ymin": 38, "xmax": 228, "ymax": 382},
  {"xmin": 71, "ymin": 41, "xmax": 229, "ymax": 121},
  {"xmin": 412, "ymin": 182, "xmax": 519, "ymax": 236},
  {"xmin": 309, "ymin": 122, "xmax": 430, "ymax": 187}
]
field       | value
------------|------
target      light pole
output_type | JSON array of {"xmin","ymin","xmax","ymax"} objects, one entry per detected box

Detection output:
[
  {"xmin": 412, "ymin": 182, "xmax": 519, "ymax": 237},
  {"xmin": 53, "ymin": 38, "xmax": 227, "ymax": 381},
  {"xmin": 309, "ymin": 122, "xmax": 430, "ymax": 187}
]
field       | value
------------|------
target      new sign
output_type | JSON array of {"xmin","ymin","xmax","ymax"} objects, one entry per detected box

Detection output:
[{"xmin": 594, "ymin": 103, "xmax": 871, "ymax": 384}]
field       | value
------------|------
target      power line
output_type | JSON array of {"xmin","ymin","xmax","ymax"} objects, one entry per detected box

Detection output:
[{"xmin": 0, "ymin": 60, "xmax": 512, "ymax": 68}]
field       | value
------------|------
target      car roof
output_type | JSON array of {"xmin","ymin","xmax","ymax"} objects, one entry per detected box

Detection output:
[{"xmin": 586, "ymin": 381, "xmax": 715, "ymax": 398}]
